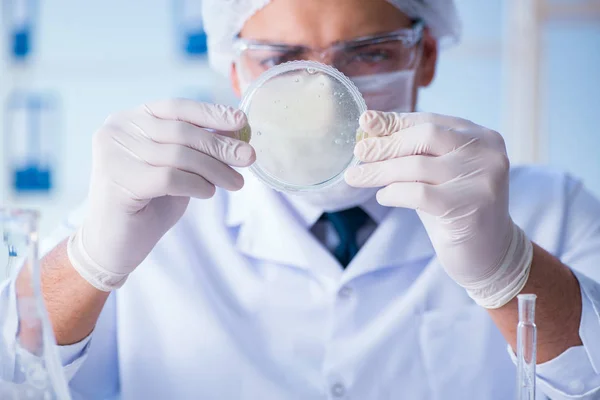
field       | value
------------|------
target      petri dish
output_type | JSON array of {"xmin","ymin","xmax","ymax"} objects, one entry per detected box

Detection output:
[{"xmin": 238, "ymin": 61, "xmax": 366, "ymax": 192}]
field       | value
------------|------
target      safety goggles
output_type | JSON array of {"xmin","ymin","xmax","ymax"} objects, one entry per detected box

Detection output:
[{"xmin": 233, "ymin": 20, "xmax": 424, "ymax": 83}]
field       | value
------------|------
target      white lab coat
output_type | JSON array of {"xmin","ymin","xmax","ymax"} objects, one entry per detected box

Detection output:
[{"xmin": 2, "ymin": 165, "xmax": 600, "ymax": 400}]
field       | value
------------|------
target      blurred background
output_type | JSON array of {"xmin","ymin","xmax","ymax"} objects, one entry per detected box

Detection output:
[{"xmin": 0, "ymin": 0, "xmax": 599, "ymax": 236}]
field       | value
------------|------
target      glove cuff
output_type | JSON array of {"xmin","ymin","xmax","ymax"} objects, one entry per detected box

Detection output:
[
  {"xmin": 67, "ymin": 227, "xmax": 129, "ymax": 292},
  {"xmin": 466, "ymin": 222, "xmax": 533, "ymax": 309}
]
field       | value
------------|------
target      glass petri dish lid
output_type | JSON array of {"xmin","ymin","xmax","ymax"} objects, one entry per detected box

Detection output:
[{"xmin": 238, "ymin": 61, "xmax": 366, "ymax": 193}]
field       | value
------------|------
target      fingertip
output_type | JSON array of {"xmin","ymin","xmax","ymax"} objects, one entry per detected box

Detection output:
[
  {"xmin": 354, "ymin": 139, "xmax": 368, "ymax": 159},
  {"xmin": 375, "ymin": 188, "xmax": 389, "ymax": 206},
  {"xmin": 344, "ymin": 167, "xmax": 360, "ymax": 186},
  {"xmin": 356, "ymin": 137, "xmax": 382, "ymax": 162},
  {"xmin": 212, "ymin": 104, "xmax": 247, "ymax": 130},
  {"xmin": 343, "ymin": 170, "xmax": 351, "ymax": 185},
  {"xmin": 230, "ymin": 172, "xmax": 245, "ymax": 191},
  {"xmin": 358, "ymin": 110, "xmax": 380, "ymax": 131},
  {"xmin": 236, "ymin": 144, "xmax": 256, "ymax": 166},
  {"xmin": 246, "ymin": 146, "xmax": 257, "ymax": 165},
  {"xmin": 359, "ymin": 110, "xmax": 378, "ymax": 129},
  {"xmin": 199, "ymin": 184, "xmax": 217, "ymax": 199},
  {"xmin": 360, "ymin": 110, "xmax": 394, "ymax": 137}
]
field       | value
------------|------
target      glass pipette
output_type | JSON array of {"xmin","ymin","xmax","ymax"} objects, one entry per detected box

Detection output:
[{"xmin": 516, "ymin": 294, "xmax": 537, "ymax": 400}]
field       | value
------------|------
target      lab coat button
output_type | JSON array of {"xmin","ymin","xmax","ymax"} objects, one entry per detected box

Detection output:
[
  {"xmin": 338, "ymin": 286, "xmax": 353, "ymax": 298},
  {"xmin": 330, "ymin": 382, "xmax": 346, "ymax": 398}
]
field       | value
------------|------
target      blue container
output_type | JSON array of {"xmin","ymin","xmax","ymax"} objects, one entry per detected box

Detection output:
[{"xmin": 4, "ymin": 92, "xmax": 60, "ymax": 193}]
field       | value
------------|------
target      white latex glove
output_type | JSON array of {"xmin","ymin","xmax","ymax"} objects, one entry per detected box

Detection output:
[
  {"xmin": 345, "ymin": 111, "xmax": 533, "ymax": 309},
  {"xmin": 68, "ymin": 99, "xmax": 254, "ymax": 291}
]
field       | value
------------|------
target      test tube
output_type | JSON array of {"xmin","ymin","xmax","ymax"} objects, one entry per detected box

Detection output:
[{"xmin": 516, "ymin": 294, "xmax": 537, "ymax": 400}]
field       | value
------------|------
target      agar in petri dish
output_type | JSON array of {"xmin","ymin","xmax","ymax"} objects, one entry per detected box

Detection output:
[{"xmin": 238, "ymin": 61, "xmax": 366, "ymax": 192}]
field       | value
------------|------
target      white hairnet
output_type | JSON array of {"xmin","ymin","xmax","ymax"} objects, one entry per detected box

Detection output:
[{"xmin": 202, "ymin": 0, "xmax": 461, "ymax": 77}]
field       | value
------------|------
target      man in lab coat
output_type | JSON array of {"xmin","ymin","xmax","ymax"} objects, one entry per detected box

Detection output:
[{"xmin": 2, "ymin": 0, "xmax": 600, "ymax": 399}]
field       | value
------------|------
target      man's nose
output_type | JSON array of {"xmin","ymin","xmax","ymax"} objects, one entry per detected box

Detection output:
[{"xmin": 304, "ymin": 49, "xmax": 336, "ymax": 67}]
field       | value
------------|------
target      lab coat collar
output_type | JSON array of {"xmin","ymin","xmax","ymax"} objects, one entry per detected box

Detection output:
[
  {"xmin": 226, "ymin": 171, "xmax": 342, "ymax": 279},
  {"xmin": 226, "ymin": 171, "xmax": 435, "ymax": 281},
  {"xmin": 340, "ymin": 207, "xmax": 435, "ymax": 285}
]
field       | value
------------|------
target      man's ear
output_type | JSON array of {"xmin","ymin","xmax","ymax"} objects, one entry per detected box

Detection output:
[
  {"xmin": 231, "ymin": 63, "xmax": 242, "ymax": 98},
  {"xmin": 416, "ymin": 28, "xmax": 438, "ymax": 88}
]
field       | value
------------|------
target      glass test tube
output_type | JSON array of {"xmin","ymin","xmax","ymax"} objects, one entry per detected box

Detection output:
[
  {"xmin": 516, "ymin": 294, "xmax": 537, "ymax": 400},
  {"xmin": 0, "ymin": 208, "xmax": 72, "ymax": 399}
]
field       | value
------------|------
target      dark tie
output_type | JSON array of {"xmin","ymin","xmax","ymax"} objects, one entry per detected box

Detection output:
[{"xmin": 320, "ymin": 207, "xmax": 370, "ymax": 268}]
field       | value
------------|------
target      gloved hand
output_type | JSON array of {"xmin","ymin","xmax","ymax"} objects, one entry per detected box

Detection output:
[
  {"xmin": 68, "ymin": 99, "xmax": 254, "ymax": 291},
  {"xmin": 345, "ymin": 111, "xmax": 533, "ymax": 309}
]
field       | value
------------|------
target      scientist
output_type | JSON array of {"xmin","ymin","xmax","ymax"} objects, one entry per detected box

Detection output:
[{"xmin": 2, "ymin": 0, "xmax": 600, "ymax": 399}]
